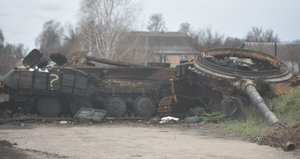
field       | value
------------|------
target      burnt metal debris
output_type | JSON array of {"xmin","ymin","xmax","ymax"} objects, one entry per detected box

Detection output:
[
  {"xmin": 74, "ymin": 108, "xmax": 107, "ymax": 122},
  {"xmin": 1, "ymin": 50, "xmax": 176, "ymax": 119},
  {"xmin": 0, "ymin": 48, "xmax": 295, "ymax": 126},
  {"xmin": 177, "ymin": 48, "xmax": 293, "ymax": 126}
]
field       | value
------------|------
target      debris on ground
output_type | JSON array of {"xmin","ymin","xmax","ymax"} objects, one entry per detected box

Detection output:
[
  {"xmin": 74, "ymin": 108, "xmax": 107, "ymax": 123},
  {"xmin": 159, "ymin": 116, "xmax": 179, "ymax": 124},
  {"xmin": 257, "ymin": 124, "xmax": 300, "ymax": 151},
  {"xmin": 149, "ymin": 116, "xmax": 161, "ymax": 124},
  {"xmin": 59, "ymin": 121, "xmax": 69, "ymax": 125}
]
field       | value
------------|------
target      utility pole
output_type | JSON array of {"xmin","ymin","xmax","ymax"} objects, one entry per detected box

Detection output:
[{"xmin": 274, "ymin": 42, "xmax": 277, "ymax": 57}]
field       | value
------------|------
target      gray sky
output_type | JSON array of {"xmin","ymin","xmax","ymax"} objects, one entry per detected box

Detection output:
[{"xmin": 0, "ymin": 0, "xmax": 299, "ymax": 50}]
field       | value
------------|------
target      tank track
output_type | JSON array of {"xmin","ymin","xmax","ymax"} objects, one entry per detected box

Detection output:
[
  {"xmin": 0, "ymin": 114, "xmax": 147, "ymax": 123},
  {"xmin": 0, "ymin": 95, "xmax": 174, "ymax": 122}
]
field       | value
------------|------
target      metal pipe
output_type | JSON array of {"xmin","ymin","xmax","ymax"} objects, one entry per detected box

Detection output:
[
  {"xmin": 85, "ymin": 55, "xmax": 144, "ymax": 67},
  {"xmin": 240, "ymin": 79, "xmax": 280, "ymax": 126},
  {"xmin": 281, "ymin": 141, "xmax": 296, "ymax": 151}
]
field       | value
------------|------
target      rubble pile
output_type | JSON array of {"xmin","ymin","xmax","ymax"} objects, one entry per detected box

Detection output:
[{"xmin": 259, "ymin": 125, "xmax": 300, "ymax": 151}]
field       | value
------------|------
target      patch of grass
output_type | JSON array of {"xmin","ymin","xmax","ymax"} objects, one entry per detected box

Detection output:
[
  {"xmin": 268, "ymin": 86, "xmax": 300, "ymax": 127},
  {"xmin": 219, "ymin": 86, "xmax": 300, "ymax": 137},
  {"xmin": 219, "ymin": 106, "xmax": 271, "ymax": 136}
]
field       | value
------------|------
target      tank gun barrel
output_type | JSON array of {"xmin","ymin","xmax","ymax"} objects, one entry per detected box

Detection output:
[
  {"xmin": 85, "ymin": 55, "xmax": 144, "ymax": 67},
  {"xmin": 240, "ymin": 79, "xmax": 280, "ymax": 126}
]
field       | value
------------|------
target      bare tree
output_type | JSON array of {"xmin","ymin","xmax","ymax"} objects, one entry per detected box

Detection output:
[
  {"xmin": 245, "ymin": 27, "xmax": 280, "ymax": 42},
  {"xmin": 61, "ymin": 24, "xmax": 83, "ymax": 58},
  {"xmin": 78, "ymin": 0, "xmax": 141, "ymax": 60},
  {"xmin": 178, "ymin": 22, "xmax": 192, "ymax": 33},
  {"xmin": 193, "ymin": 28, "xmax": 224, "ymax": 51},
  {"xmin": 147, "ymin": 13, "xmax": 167, "ymax": 32},
  {"xmin": 0, "ymin": 28, "xmax": 25, "ymax": 75},
  {"xmin": 263, "ymin": 29, "xmax": 279, "ymax": 42},
  {"xmin": 223, "ymin": 37, "xmax": 244, "ymax": 48},
  {"xmin": 35, "ymin": 20, "xmax": 64, "ymax": 59}
]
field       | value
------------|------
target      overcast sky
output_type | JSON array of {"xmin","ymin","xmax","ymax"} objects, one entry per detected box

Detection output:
[{"xmin": 0, "ymin": 0, "xmax": 299, "ymax": 50}]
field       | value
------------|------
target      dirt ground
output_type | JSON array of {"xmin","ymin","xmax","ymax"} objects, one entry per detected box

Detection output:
[{"xmin": 0, "ymin": 122, "xmax": 299, "ymax": 159}]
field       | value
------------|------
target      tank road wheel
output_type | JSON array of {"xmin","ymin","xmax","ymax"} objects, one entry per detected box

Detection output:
[
  {"xmin": 69, "ymin": 98, "xmax": 93, "ymax": 115},
  {"xmin": 37, "ymin": 97, "xmax": 62, "ymax": 117},
  {"xmin": 106, "ymin": 96, "xmax": 127, "ymax": 117},
  {"xmin": 134, "ymin": 96, "xmax": 156, "ymax": 117}
]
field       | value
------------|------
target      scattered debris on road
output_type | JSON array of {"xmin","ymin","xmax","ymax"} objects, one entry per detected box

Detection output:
[
  {"xmin": 74, "ymin": 108, "xmax": 107, "ymax": 122},
  {"xmin": 160, "ymin": 116, "xmax": 179, "ymax": 124}
]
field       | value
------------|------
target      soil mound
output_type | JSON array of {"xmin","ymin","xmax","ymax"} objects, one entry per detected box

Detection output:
[{"xmin": 260, "ymin": 124, "xmax": 300, "ymax": 151}]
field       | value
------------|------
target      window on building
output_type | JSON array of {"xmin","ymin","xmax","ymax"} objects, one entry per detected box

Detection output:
[{"xmin": 162, "ymin": 55, "xmax": 167, "ymax": 63}]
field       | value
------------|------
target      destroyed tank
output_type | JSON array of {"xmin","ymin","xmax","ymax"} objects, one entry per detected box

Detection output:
[
  {"xmin": 76, "ymin": 56, "xmax": 176, "ymax": 117},
  {"xmin": 1, "ymin": 49, "xmax": 176, "ymax": 118},
  {"xmin": 2, "ymin": 48, "xmax": 294, "ymax": 123},
  {"xmin": 176, "ymin": 48, "xmax": 293, "ymax": 125}
]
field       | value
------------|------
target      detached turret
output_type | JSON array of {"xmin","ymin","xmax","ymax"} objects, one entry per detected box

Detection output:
[{"xmin": 178, "ymin": 48, "xmax": 293, "ymax": 126}]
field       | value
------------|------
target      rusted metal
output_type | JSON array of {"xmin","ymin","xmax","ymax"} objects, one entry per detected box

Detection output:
[
  {"xmin": 193, "ymin": 48, "xmax": 293, "ymax": 82},
  {"xmin": 269, "ymin": 83, "xmax": 290, "ymax": 96},
  {"xmin": 281, "ymin": 141, "xmax": 296, "ymax": 151},
  {"xmin": 170, "ymin": 79, "xmax": 177, "ymax": 103},
  {"xmin": 200, "ymin": 48, "xmax": 282, "ymax": 68},
  {"xmin": 240, "ymin": 80, "xmax": 280, "ymax": 126},
  {"xmin": 290, "ymin": 74, "xmax": 300, "ymax": 86},
  {"xmin": 181, "ymin": 48, "xmax": 294, "ymax": 126},
  {"xmin": 2, "ymin": 51, "xmax": 177, "ymax": 118},
  {"xmin": 156, "ymin": 96, "xmax": 173, "ymax": 115},
  {"xmin": 1, "ymin": 48, "xmax": 294, "ymax": 121}
]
